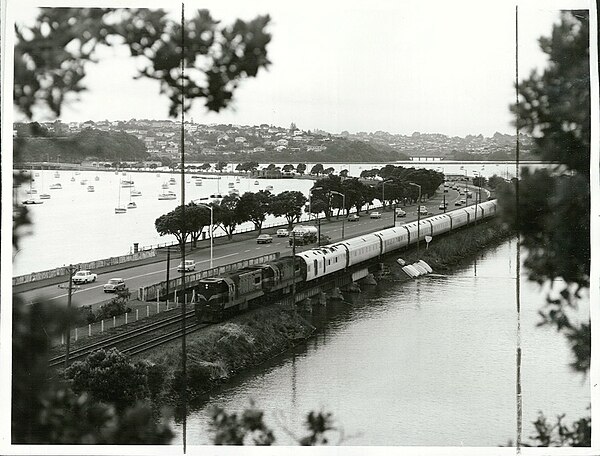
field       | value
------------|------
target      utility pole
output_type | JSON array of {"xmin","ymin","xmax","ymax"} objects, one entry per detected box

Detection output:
[
  {"xmin": 165, "ymin": 246, "xmax": 171, "ymax": 299},
  {"xmin": 61, "ymin": 264, "xmax": 78, "ymax": 367},
  {"xmin": 291, "ymin": 236, "xmax": 297, "ymax": 302}
]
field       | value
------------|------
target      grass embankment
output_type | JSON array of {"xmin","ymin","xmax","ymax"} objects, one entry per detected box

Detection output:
[
  {"xmin": 146, "ymin": 305, "xmax": 314, "ymax": 400},
  {"xmin": 399, "ymin": 219, "xmax": 513, "ymax": 273}
]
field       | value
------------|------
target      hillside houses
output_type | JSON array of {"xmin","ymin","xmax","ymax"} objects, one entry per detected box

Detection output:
[{"xmin": 15, "ymin": 118, "xmax": 530, "ymax": 162}]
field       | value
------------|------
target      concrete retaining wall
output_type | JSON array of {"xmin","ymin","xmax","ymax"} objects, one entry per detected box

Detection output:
[
  {"xmin": 138, "ymin": 252, "xmax": 281, "ymax": 301},
  {"xmin": 12, "ymin": 249, "xmax": 157, "ymax": 286}
]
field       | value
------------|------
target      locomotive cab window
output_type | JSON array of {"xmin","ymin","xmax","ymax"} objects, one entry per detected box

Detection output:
[{"xmin": 254, "ymin": 276, "xmax": 261, "ymax": 284}]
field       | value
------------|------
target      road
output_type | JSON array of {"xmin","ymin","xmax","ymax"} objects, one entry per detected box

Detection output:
[{"xmin": 18, "ymin": 186, "xmax": 479, "ymax": 309}]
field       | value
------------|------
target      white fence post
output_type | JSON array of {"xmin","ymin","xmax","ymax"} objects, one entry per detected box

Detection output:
[
  {"xmin": 125, "ymin": 312, "xmax": 128, "ymax": 324},
  {"xmin": 101, "ymin": 320, "xmax": 104, "ymax": 333},
  {"xmin": 156, "ymin": 301, "xmax": 159, "ymax": 314},
  {"xmin": 88, "ymin": 324, "xmax": 91, "ymax": 337},
  {"xmin": 136, "ymin": 309, "xmax": 139, "ymax": 321},
  {"xmin": 113, "ymin": 316, "xmax": 116, "ymax": 327},
  {"xmin": 61, "ymin": 333, "xmax": 64, "ymax": 345},
  {"xmin": 75, "ymin": 328, "xmax": 78, "ymax": 341},
  {"xmin": 146, "ymin": 306, "xmax": 149, "ymax": 317}
]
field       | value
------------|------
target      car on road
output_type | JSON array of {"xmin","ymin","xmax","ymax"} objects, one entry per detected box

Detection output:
[
  {"xmin": 418, "ymin": 206, "xmax": 428, "ymax": 215},
  {"xmin": 395, "ymin": 208, "xmax": 407, "ymax": 217},
  {"xmin": 276, "ymin": 228, "xmax": 289, "ymax": 237},
  {"xmin": 455, "ymin": 200, "xmax": 463, "ymax": 206},
  {"xmin": 72, "ymin": 270, "xmax": 97, "ymax": 284},
  {"xmin": 438, "ymin": 203, "xmax": 448, "ymax": 210},
  {"xmin": 460, "ymin": 199, "xmax": 466, "ymax": 205},
  {"xmin": 348, "ymin": 214, "xmax": 360, "ymax": 222},
  {"xmin": 177, "ymin": 260, "xmax": 196, "ymax": 272},
  {"xmin": 103, "ymin": 278, "xmax": 126, "ymax": 293},
  {"xmin": 369, "ymin": 211, "xmax": 382, "ymax": 219},
  {"xmin": 257, "ymin": 234, "xmax": 273, "ymax": 244}
]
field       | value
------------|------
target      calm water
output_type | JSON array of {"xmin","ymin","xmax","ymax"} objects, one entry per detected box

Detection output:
[
  {"xmin": 173, "ymin": 239, "xmax": 590, "ymax": 446},
  {"xmin": 13, "ymin": 161, "xmax": 548, "ymax": 276}
]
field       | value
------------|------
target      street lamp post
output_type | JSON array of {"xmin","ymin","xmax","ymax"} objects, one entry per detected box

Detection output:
[
  {"xmin": 191, "ymin": 198, "xmax": 214, "ymax": 269},
  {"xmin": 330, "ymin": 190, "xmax": 346, "ymax": 240},
  {"xmin": 408, "ymin": 183, "xmax": 422, "ymax": 257},
  {"xmin": 437, "ymin": 168, "xmax": 446, "ymax": 213},
  {"xmin": 382, "ymin": 179, "xmax": 393, "ymax": 211}
]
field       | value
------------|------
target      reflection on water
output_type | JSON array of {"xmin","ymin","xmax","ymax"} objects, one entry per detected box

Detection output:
[{"xmin": 174, "ymin": 239, "xmax": 589, "ymax": 446}]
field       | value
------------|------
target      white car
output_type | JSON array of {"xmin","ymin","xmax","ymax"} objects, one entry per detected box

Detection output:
[
  {"xmin": 395, "ymin": 208, "xmax": 407, "ymax": 217},
  {"xmin": 276, "ymin": 228, "xmax": 289, "ymax": 237},
  {"xmin": 370, "ymin": 211, "xmax": 382, "ymax": 219},
  {"xmin": 177, "ymin": 260, "xmax": 196, "ymax": 272},
  {"xmin": 72, "ymin": 270, "xmax": 97, "ymax": 284},
  {"xmin": 103, "ymin": 278, "xmax": 126, "ymax": 293},
  {"xmin": 418, "ymin": 206, "xmax": 428, "ymax": 215}
]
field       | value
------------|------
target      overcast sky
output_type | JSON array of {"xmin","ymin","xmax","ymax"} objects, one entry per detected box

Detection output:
[{"xmin": 12, "ymin": 0, "xmax": 591, "ymax": 136}]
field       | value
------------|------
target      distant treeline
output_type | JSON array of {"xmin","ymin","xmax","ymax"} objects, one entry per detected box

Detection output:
[{"xmin": 14, "ymin": 128, "xmax": 148, "ymax": 163}]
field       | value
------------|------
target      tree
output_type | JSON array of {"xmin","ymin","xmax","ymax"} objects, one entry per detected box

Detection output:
[
  {"xmin": 216, "ymin": 160, "xmax": 228, "ymax": 172},
  {"xmin": 296, "ymin": 163, "xmax": 307, "ymax": 175},
  {"xmin": 237, "ymin": 191, "xmax": 272, "ymax": 234},
  {"xmin": 200, "ymin": 162, "xmax": 212, "ymax": 170},
  {"xmin": 155, "ymin": 205, "xmax": 190, "ymax": 246},
  {"xmin": 310, "ymin": 163, "xmax": 324, "ymax": 175},
  {"xmin": 65, "ymin": 348, "xmax": 155, "ymax": 411},
  {"xmin": 487, "ymin": 174, "xmax": 506, "ymax": 189},
  {"xmin": 282, "ymin": 164, "xmax": 295, "ymax": 173},
  {"xmin": 271, "ymin": 191, "xmax": 308, "ymax": 230},
  {"xmin": 472, "ymin": 176, "xmax": 487, "ymax": 187},
  {"xmin": 15, "ymin": 8, "xmax": 271, "ymax": 118},
  {"xmin": 214, "ymin": 194, "xmax": 243, "ymax": 240},
  {"xmin": 339, "ymin": 169, "xmax": 349, "ymax": 178},
  {"xmin": 324, "ymin": 166, "xmax": 335, "ymax": 175},
  {"xmin": 501, "ymin": 10, "xmax": 590, "ymax": 446},
  {"xmin": 12, "ymin": 297, "xmax": 173, "ymax": 444},
  {"xmin": 187, "ymin": 202, "xmax": 212, "ymax": 248}
]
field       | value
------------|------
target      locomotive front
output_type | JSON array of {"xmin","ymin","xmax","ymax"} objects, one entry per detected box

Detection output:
[{"xmin": 195, "ymin": 277, "xmax": 231, "ymax": 322}]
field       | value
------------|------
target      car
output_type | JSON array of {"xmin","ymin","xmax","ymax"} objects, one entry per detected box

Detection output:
[
  {"xmin": 418, "ymin": 206, "xmax": 428, "ymax": 215},
  {"xmin": 460, "ymin": 199, "xmax": 466, "ymax": 205},
  {"xmin": 257, "ymin": 234, "xmax": 273, "ymax": 244},
  {"xmin": 177, "ymin": 260, "xmax": 196, "ymax": 272},
  {"xmin": 455, "ymin": 200, "xmax": 463, "ymax": 206},
  {"xmin": 369, "ymin": 211, "xmax": 382, "ymax": 219},
  {"xmin": 438, "ymin": 203, "xmax": 447, "ymax": 210},
  {"xmin": 348, "ymin": 214, "xmax": 360, "ymax": 222},
  {"xmin": 72, "ymin": 270, "xmax": 97, "ymax": 284},
  {"xmin": 103, "ymin": 278, "xmax": 126, "ymax": 293},
  {"xmin": 276, "ymin": 228, "xmax": 289, "ymax": 237},
  {"xmin": 395, "ymin": 208, "xmax": 407, "ymax": 217}
]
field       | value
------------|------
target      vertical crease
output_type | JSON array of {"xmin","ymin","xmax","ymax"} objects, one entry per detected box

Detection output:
[
  {"xmin": 515, "ymin": 4, "xmax": 523, "ymax": 453},
  {"xmin": 180, "ymin": 2, "xmax": 187, "ymax": 453}
]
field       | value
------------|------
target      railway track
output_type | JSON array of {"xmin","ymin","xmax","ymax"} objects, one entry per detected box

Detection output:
[{"xmin": 49, "ymin": 309, "xmax": 198, "ymax": 368}]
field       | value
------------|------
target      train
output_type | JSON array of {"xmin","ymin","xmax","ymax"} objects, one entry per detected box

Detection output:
[{"xmin": 194, "ymin": 199, "xmax": 498, "ymax": 322}]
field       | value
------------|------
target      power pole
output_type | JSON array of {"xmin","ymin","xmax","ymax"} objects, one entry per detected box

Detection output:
[
  {"xmin": 63, "ymin": 264, "xmax": 77, "ymax": 367},
  {"xmin": 165, "ymin": 246, "xmax": 171, "ymax": 299}
]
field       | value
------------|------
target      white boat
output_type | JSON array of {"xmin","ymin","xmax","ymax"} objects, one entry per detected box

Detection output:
[
  {"xmin": 169, "ymin": 177, "xmax": 176, "ymax": 185},
  {"xmin": 80, "ymin": 179, "xmax": 87, "ymax": 185},
  {"xmin": 39, "ymin": 193, "xmax": 51, "ymax": 200},
  {"xmin": 236, "ymin": 178, "xmax": 240, "ymax": 183},
  {"xmin": 121, "ymin": 179, "xmax": 134, "ymax": 188},
  {"xmin": 87, "ymin": 185, "xmax": 95, "ymax": 192},
  {"xmin": 49, "ymin": 183, "xmax": 62, "ymax": 190},
  {"xmin": 54, "ymin": 172, "xmax": 60, "ymax": 178},
  {"xmin": 161, "ymin": 182, "xmax": 169, "ymax": 189},
  {"xmin": 23, "ymin": 199, "xmax": 43, "ymax": 205},
  {"xmin": 95, "ymin": 176, "xmax": 100, "ymax": 181},
  {"xmin": 156, "ymin": 173, "xmax": 161, "ymax": 177},
  {"xmin": 228, "ymin": 182, "xmax": 235, "ymax": 188},
  {"xmin": 266, "ymin": 185, "xmax": 274, "ymax": 191},
  {"xmin": 254, "ymin": 180, "xmax": 259, "ymax": 185},
  {"xmin": 195, "ymin": 180, "xmax": 202, "ymax": 186},
  {"xmin": 26, "ymin": 189, "xmax": 38, "ymax": 194},
  {"xmin": 35, "ymin": 172, "xmax": 40, "ymax": 177},
  {"xmin": 70, "ymin": 177, "xmax": 75, "ymax": 182},
  {"xmin": 75, "ymin": 172, "xmax": 80, "ymax": 175},
  {"xmin": 158, "ymin": 192, "xmax": 177, "ymax": 200},
  {"xmin": 127, "ymin": 201, "xmax": 137, "ymax": 209},
  {"xmin": 122, "ymin": 171, "xmax": 127, "ymax": 176},
  {"xmin": 130, "ymin": 189, "xmax": 142, "ymax": 197}
]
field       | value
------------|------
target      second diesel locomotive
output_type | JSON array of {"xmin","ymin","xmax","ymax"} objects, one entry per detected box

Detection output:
[{"xmin": 195, "ymin": 200, "xmax": 498, "ymax": 322}]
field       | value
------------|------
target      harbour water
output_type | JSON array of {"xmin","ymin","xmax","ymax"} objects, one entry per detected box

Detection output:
[
  {"xmin": 173, "ymin": 239, "xmax": 590, "ymax": 446},
  {"xmin": 13, "ymin": 161, "xmax": 548, "ymax": 276}
]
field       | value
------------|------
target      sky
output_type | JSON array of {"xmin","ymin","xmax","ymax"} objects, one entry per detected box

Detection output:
[{"xmin": 10, "ymin": 0, "xmax": 593, "ymax": 136}]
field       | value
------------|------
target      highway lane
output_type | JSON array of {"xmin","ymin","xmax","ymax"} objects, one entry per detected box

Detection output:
[{"xmin": 19, "ymin": 187, "xmax": 471, "ymax": 308}]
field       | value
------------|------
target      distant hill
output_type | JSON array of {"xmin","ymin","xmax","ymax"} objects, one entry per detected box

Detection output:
[{"xmin": 14, "ymin": 129, "xmax": 149, "ymax": 163}]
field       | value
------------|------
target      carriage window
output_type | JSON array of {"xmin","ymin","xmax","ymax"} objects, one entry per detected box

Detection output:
[
  {"xmin": 314, "ymin": 260, "xmax": 318, "ymax": 272},
  {"xmin": 254, "ymin": 276, "xmax": 261, "ymax": 284}
]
